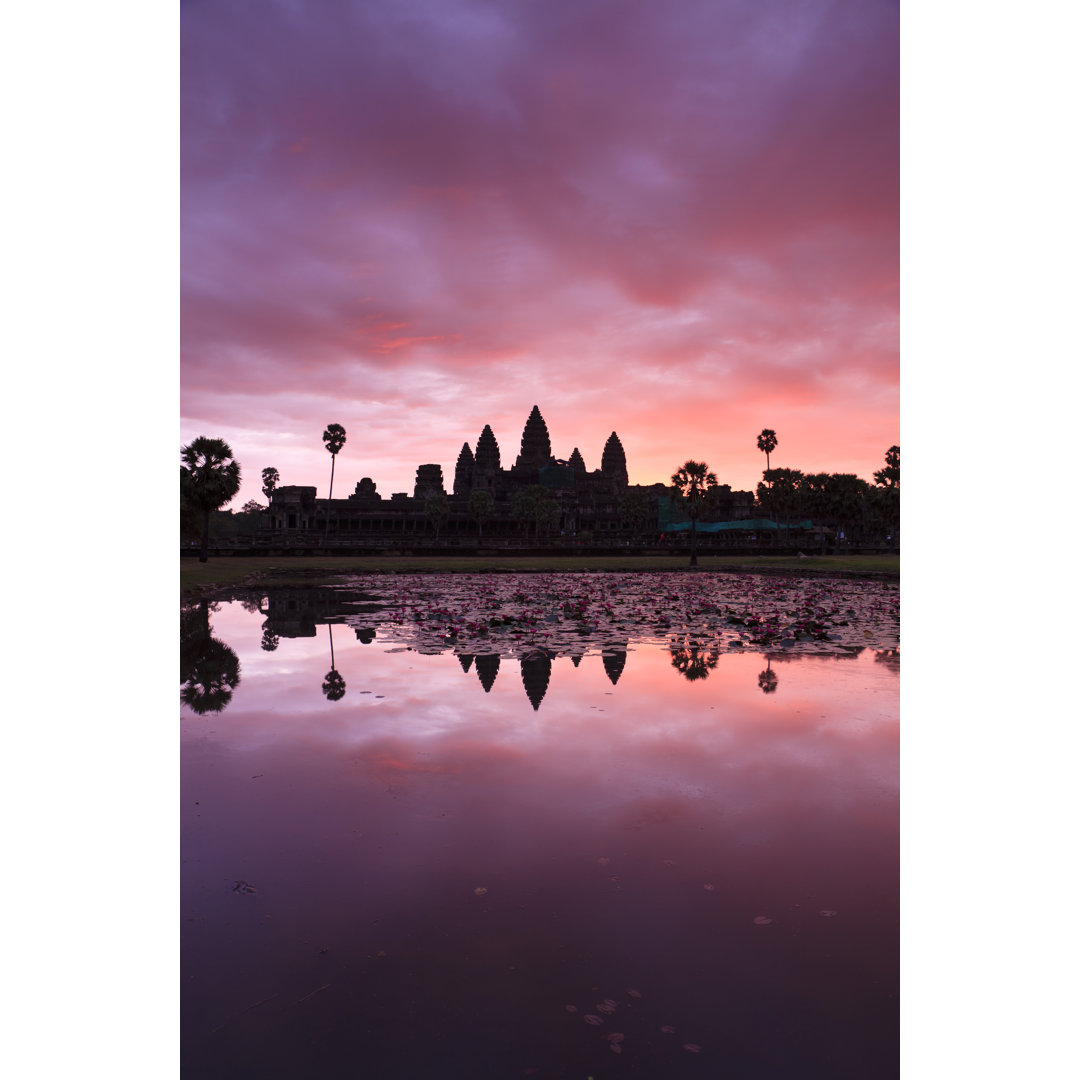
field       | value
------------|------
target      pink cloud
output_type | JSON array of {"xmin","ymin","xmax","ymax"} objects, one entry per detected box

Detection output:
[{"xmin": 182, "ymin": 0, "xmax": 898, "ymax": 503}]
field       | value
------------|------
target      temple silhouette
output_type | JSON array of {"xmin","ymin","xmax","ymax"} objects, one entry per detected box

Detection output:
[{"xmin": 264, "ymin": 405, "xmax": 753, "ymax": 541}]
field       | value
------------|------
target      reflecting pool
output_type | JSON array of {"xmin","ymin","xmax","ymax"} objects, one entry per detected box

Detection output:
[{"xmin": 182, "ymin": 573, "xmax": 899, "ymax": 1079}]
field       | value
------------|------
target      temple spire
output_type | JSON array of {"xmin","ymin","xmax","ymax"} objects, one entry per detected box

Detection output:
[
  {"xmin": 514, "ymin": 406, "xmax": 552, "ymax": 471},
  {"xmin": 474, "ymin": 425, "xmax": 501, "ymax": 476},
  {"xmin": 601, "ymin": 432, "xmax": 628, "ymax": 488},
  {"xmin": 454, "ymin": 442, "xmax": 474, "ymax": 495}
]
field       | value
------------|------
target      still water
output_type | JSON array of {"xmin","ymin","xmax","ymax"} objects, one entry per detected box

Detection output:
[{"xmin": 181, "ymin": 573, "xmax": 899, "ymax": 1079}]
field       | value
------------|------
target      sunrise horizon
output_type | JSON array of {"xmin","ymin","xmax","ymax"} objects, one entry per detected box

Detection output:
[{"xmin": 182, "ymin": 0, "xmax": 898, "ymax": 508}]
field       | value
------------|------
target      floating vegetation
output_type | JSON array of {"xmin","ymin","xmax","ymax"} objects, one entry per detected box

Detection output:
[{"xmin": 326, "ymin": 571, "xmax": 899, "ymax": 662}]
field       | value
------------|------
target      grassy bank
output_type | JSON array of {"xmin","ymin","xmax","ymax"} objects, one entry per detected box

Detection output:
[{"xmin": 181, "ymin": 553, "xmax": 899, "ymax": 594}]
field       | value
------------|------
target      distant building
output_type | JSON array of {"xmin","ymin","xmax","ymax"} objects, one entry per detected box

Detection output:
[{"xmin": 265, "ymin": 406, "xmax": 754, "ymax": 542}]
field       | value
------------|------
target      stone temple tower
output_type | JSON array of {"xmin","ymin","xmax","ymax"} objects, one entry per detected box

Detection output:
[
  {"xmin": 453, "ymin": 442, "xmax": 474, "ymax": 496},
  {"xmin": 473, "ymin": 425, "xmax": 501, "ymax": 490},
  {"xmin": 514, "ymin": 405, "xmax": 553, "ymax": 472},
  {"xmin": 414, "ymin": 464, "xmax": 445, "ymax": 499},
  {"xmin": 601, "ymin": 432, "xmax": 628, "ymax": 489}
]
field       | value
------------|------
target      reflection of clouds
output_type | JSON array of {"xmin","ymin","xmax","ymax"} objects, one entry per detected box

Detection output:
[
  {"xmin": 188, "ymin": 601, "xmax": 898, "ymax": 809},
  {"xmin": 183, "ymin": 590, "xmax": 899, "ymax": 1076}
]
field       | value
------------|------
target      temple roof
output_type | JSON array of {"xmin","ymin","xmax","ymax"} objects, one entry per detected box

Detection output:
[{"xmin": 515, "ymin": 405, "xmax": 552, "ymax": 470}]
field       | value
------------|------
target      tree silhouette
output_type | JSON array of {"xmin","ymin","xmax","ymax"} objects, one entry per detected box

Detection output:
[
  {"xmin": 511, "ymin": 485, "xmax": 559, "ymax": 538},
  {"xmin": 180, "ymin": 601, "xmax": 241, "ymax": 713},
  {"xmin": 873, "ymin": 445, "xmax": 900, "ymax": 489},
  {"xmin": 468, "ymin": 489, "xmax": 495, "ymax": 540},
  {"xmin": 670, "ymin": 641, "xmax": 718, "ymax": 681},
  {"xmin": 757, "ymin": 428, "xmax": 777, "ymax": 468},
  {"xmin": 321, "ymin": 622, "xmax": 346, "ymax": 700},
  {"xmin": 619, "ymin": 489, "xmax": 653, "ymax": 540},
  {"xmin": 181, "ymin": 437, "xmax": 242, "ymax": 563},
  {"xmin": 756, "ymin": 429, "xmax": 778, "ymax": 530},
  {"xmin": 670, "ymin": 460, "xmax": 717, "ymax": 566},
  {"xmin": 758, "ymin": 660, "xmax": 778, "ymax": 694},
  {"xmin": 261, "ymin": 466, "xmax": 280, "ymax": 503},
  {"xmin": 823, "ymin": 473, "xmax": 870, "ymax": 545},
  {"xmin": 756, "ymin": 467, "xmax": 805, "ymax": 542},
  {"xmin": 322, "ymin": 670, "xmax": 346, "ymax": 701},
  {"xmin": 322, "ymin": 423, "xmax": 346, "ymax": 534},
  {"xmin": 425, "ymin": 492, "xmax": 450, "ymax": 541}
]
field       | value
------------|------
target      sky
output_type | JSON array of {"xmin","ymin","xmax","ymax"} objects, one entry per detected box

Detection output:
[{"xmin": 181, "ymin": 0, "xmax": 898, "ymax": 505}]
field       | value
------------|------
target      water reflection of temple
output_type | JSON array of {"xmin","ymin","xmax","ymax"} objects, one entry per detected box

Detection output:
[
  {"xmin": 261, "ymin": 588, "xmax": 388, "ymax": 638},
  {"xmin": 229, "ymin": 586, "xmax": 889, "ymax": 711}
]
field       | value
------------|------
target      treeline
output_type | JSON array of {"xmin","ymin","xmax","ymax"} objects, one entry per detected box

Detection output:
[{"xmin": 754, "ymin": 445, "xmax": 900, "ymax": 546}]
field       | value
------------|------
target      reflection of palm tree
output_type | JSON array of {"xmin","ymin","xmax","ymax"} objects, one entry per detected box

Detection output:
[
  {"xmin": 260, "ymin": 625, "xmax": 279, "ymax": 652},
  {"xmin": 322, "ymin": 623, "xmax": 346, "ymax": 700},
  {"xmin": 180, "ymin": 601, "xmax": 241, "ymax": 714},
  {"xmin": 322, "ymin": 669, "xmax": 346, "ymax": 701},
  {"xmin": 758, "ymin": 659, "xmax": 778, "ymax": 694},
  {"xmin": 670, "ymin": 640, "xmax": 718, "ymax": 681},
  {"xmin": 521, "ymin": 650, "xmax": 552, "ymax": 711},
  {"xmin": 475, "ymin": 653, "xmax": 500, "ymax": 692},
  {"xmin": 354, "ymin": 628, "xmax": 376, "ymax": 644}
]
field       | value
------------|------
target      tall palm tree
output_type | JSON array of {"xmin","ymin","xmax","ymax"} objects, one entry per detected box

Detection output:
[
  {"xmin": 756, "ymin": 429, "xmax": 778, "ymax": 475},
  {"xmin": 322, "ymin": 423, "xmax": 346, "ymax": 535},
  {"xmin": 261, "ymin": 467, "xmax": 280, "ymax": 503},
  {"xmin": 670, "ymin": 460, "xmax": 717, "ymax": 567},
  {"xmin": 756, "ymin": 429, "xmax": 778, "ymax": 527},
  {"xmin": 181, "ymin": 437, "xmax": 242, "ymax": 563}
]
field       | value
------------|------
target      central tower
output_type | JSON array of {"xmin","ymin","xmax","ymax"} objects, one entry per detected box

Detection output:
[{"xmin": 513, "ymin": 405, "xmax": 553, "ymax": 473}]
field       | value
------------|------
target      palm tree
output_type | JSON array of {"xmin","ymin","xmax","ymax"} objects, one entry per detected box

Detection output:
[
  {"xmin": 756, "ymin": 429, "xmax": 778, "ymax": 526},
  {"xmin": 261, "ymin": 467, "xmax": 280, "ymax": 503},
  {"xmin": 181, "ymin": 437, "xmax": 242, "ymax": 563},
  {"xmin": 873, "ymin": 446, "xmax": 900, "ymax": 549},
  {"xmin": 873, "ymin": 445, "xmax": 900, "ymax": 489},
  {"xmin": 322, "ymin": 424, "xmax": 346, "ymax": 535},
  {"xmin": 755, "ymin": 467, "xmax": 804, "ymax": 546},
  {"xmin": 756, "ymin": 429, "xmax": 778, "ymax": 475},
  {"xmin": 670, "ymin": 460, "xmax": 717, "ymax": 566}
]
